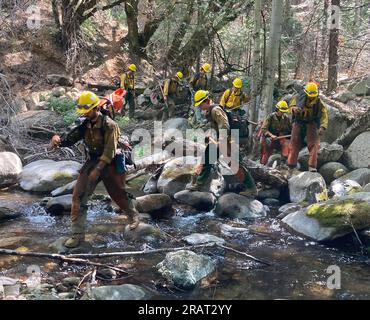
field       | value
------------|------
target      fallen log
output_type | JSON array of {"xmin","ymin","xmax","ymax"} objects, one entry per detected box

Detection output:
[
  {"xmin": 242, "ymin": 158, "xmax": 288, "ymax": 188},
  {"xmin": 0, "ymin": 242, "xmax": 272, "ymax": 267},
  {"xmin": 333, "ymin": 108, "xmax": 370, "ymax": 149}
]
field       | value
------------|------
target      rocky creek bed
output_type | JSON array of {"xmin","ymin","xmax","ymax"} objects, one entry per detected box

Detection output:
[{"xmin": 1, "ymin": 185, "xmax": 370, "ymax": 300}]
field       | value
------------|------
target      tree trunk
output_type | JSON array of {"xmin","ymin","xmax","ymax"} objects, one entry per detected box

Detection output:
[
  {"xmin": 125, "ymin": 0, "xmax": 141, "ymax": 56},
  {"xmin": 327, "ymin": 0, "xmax": 340, "ymax": 93},
  {"xmin": 250, "ymin": 0, "xmax": 262, "ymax": 135},
  {"xmin": 320, "ymin": 0, "xmax": 329, "ymax": 77},
  {"xmin": 260, "ymin": 0, "xmax": 284, "ymax": 120}
]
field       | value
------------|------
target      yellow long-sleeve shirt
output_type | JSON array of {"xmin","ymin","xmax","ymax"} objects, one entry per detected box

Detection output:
[
  {"xmin": 289, "ymin": 95, "xmax": 328, "ymax": 129},
  {"xmin": 120, "ymin": 72, "xmax": 135, "ymax": 91},
  {"xmin": 219, "ymin": 88, "xmax": 250, "ymax": 109}
]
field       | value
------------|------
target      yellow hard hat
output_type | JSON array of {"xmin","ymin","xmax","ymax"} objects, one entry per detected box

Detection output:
[
  {"xmin": 233, "ymin": 78, "xmax": 243, "ymax": 89},
  {"xmin": 304, "ymin": 82, "xmax": 318, "ymax": 98},
  {"xmin": 275, "ymin": 100, "xmax": 289, "ymax": 113},
  {"xmin": 176, "ymin": 71, "xmax": 183, "ymax": 80},
  {"xmin": 128, "ymin": 64, "xmax": 137, "ymax": 72},
  {"xmin": 201, "ymin": 63, "xmax": 211, "ymax": 73},
  {"xmin": 76, "ymin": 91, "xmax": 100, "ymax": 114},
  {"xmin": 194, "ymin": 90, "xmax": 209, "ymax": 107}
]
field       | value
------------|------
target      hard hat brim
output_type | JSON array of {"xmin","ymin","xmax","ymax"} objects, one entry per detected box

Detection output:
[
  {"xmin": 76, "ymin": 101, "xmax": 99, "ymax": 114},
  {"xmin": 304, "ymin": 89, "xmax": 318, "ymax": 98},
  {"xmin": 194, "ymin": 98, "xmax": 207, "ymax": 107}
]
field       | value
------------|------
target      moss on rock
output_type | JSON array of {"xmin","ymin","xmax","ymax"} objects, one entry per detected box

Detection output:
[{"xmin": 306, "ymin": 199, "xmax": 370, "ymax": 231}]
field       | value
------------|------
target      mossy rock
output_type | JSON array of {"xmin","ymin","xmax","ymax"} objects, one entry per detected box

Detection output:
[{"xmin": 306, "ymin": 199, "xmax": 370, "ymax": 233}]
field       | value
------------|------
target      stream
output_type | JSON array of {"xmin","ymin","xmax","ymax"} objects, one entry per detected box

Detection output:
[{"xmin": 1, "ymin": 177, "xmax": 370, "ymax": 300}]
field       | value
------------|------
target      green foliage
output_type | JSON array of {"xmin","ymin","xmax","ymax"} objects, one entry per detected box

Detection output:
[
  {"xmin": 48, "ymin": 96, "xmax": 78, "ymax": 125},
  {"xmin": 108, "ymin": 7, "xmax": 127, "ymax": 24},
  {"xmin": 81, "ymin": 18, "xmax": 99, "ymax": 40},
  {"xmin": 116, "ymin": 115, "xmax": 133, "ymax": 126}
]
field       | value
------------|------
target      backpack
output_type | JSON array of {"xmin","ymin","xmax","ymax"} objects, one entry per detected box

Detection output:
[{"xmin": 225, "ymin": 108, "xmax": 249, "ymax": 138}]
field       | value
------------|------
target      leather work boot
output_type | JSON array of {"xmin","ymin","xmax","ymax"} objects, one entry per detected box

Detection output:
[{"xmin": 64, "ymin": 234, "xmax": 85, "ymax": 248}]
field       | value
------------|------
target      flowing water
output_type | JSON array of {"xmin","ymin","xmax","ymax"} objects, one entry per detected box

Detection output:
[{"xmin": 1, "ymin": 182, "xmax": 370, "ymax": 300}]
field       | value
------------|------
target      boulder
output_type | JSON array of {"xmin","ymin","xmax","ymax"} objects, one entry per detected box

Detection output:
[
  {"xmin": 134, "ymin": 194, "xmax": 172, "ymax": 217},
  {"xmin": 123, "ymin": 222, "xmax": 165, "ymax": 241},
  {"xmin": 156, "ymin": 250, "xmax": 216, "ymax": 290},
  {"xmin": 343, "ymin": 131, "xmax": 370, "ymax": 169},
  {"xmin": 45, "ymin": 195, "xmax": 72, "ymax": 215},
  {"xmin": 282, "ymin": 192, "xmax": 370, "ymax": 241},
  {"xmin": 49, "ymin": 237, "xmax": 93, "ymax": 254},
  {"xmin": 277, "ymin": 203, "xmax": 302, "ymax": 219},
  {"xmin": 51, "ymin": 87, "xmax": 66, "ymax": 97},
  {"xmin": 298, "ymin": 142, "xmax": 343, "ymax": 170},
  {"xmin": 319, "ymin": 162, "xmax": 349, "ymax": 184},
  {"xmin": 331, "ymin": 168, "xmax": 370, "ymax": 186},
  {"xmin": 0, "ymin": 152, "xmax": 22, "ymax": 187},
  {"xmin": 46, "ymin": 74, "xmax": 73, "ymax": 86},
  {"xmin": 0, "ymin": 203, "xmax": 23, "ymax": 222},
  {"xmin": 329, "ymin": 179, "xmax": 362, "ymax": 198},
  {"xmin": 14, "ymin": 98, "xmax": 28, "ymax": 113},
  {"xmin": 157, "ymin": 156, "xmax": 198, "ymax": 197},
  {"xmin": 87, "ymin": 284, "xmax": 149, "ymax": 300},
  {"xmin": 35, "ymin": 101, "xmax": 50, "ymax": 110},
  {"xmin": 20, "ymin": 160, "xmax": 81, "ymax": 192},
  {"xmin": 257, "ymin": 188, "xmax": 280, "ymax": 200},
  {"xmin": 289, "ymin": 172, "xmax": 326, "ymax": 204},
  {"xmin": 174, "ymin": 190, "xmax": 216, "ymax": 211},
  {"xmin": 262, "ymin": 198, "xmax": 280, "ymax": 207},
  {"xmin": 12, "ymin": 110, "xmax": 65, "ymax": 131},
  {"xmin": 333, "ymin": 91, "xmax": 357, "ymax": 104},
  {"xmin": 51, "ymin": 180, "xmax": 76, "ymax": 197},
  {"xmin": 363, "ymin": 183, "xmax": 370, "ymax": 192},
  {"xmin": 215, "ymin": 193, "xmax": 267, "ymax": 219},
  {"xmin": 348, "ymin": 77, "xmax": 370, "ymax": 96},
  {"xmin": 183, "ymin": 233, "xmax": 225, "ymax": 245},
  {"xmin": 24, "ymin": 92, "xmax": 40, "ymax": 110}
]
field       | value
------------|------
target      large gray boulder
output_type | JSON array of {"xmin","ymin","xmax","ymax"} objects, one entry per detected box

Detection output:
[
  {"xmin": 215, "ymin": 193, "xmax": 267, "ymax": 219},
  {"xmin": 321, "ymin": 106, "xmax": 351, "ymax": 144},
  {"xmin": 45, "ymin": 195, "xmax": 72, "ymax": 215},
  {"xmin": 13, "ymin": 110, "xmax": 65, "ymax": 131},
  {"xmin": 157, "ymin": 156, "xmax": 197, "ymax": 197},
  {"xmin": 331, "ymin": 168, "xmax": 370, "ymax": 186},
  {"xmin": 174, "ymin": 190, "xmax": 216, "ymax": 211},
  {"xmin": 319, "ymin": 162, "xmax": 349, "ymax": 184},
  {"xmin": 20, "ymin": 160, "xmax": 81, "ymax": 192},
  {"xmin": 156, "ymin": 250, "xmax": 216, "ymax": 290},
  {"xmin": 333, "ymin": 91, "xmax": 357, "ymax": 104},
  {"xmin": 0, "ymin": 152, "xmax": 22, "ymax": 187},
  {"xmin": 348, "ymin": 76, "xmax": 370, "ymax": 96},
  {"xmin": 282, "ymin": 192, "xmax": 370, "ymax": 241},
  {"xmin": 298, "ymin": 142, "xmax": 343, "ymax": 170},
  {"xmin": 343, "ymin": 131, "xmax": 370, "ymax": 170},
  {"xmin": 288, "ymin": 172, "xmax": 326, "ymax": 204},
  {"xmin": 87, "ymin": 284, "xmax": 149, "ymax": 300},
  {"xmin": 135, "ymin": 194, "xmax": 172, "ymax": 216}
]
